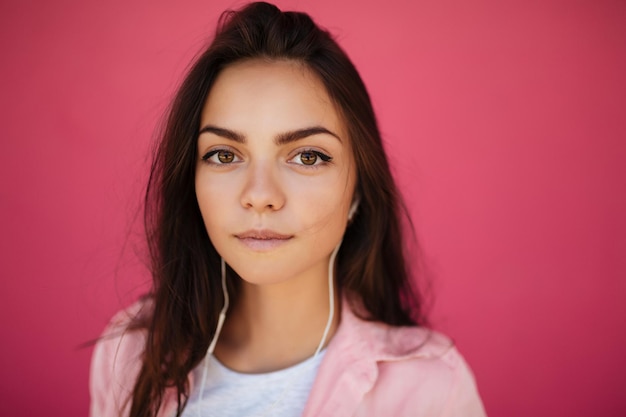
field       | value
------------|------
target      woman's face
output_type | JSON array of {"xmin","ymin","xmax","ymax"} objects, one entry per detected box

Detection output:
[{"xmin": 195, "ymin": 59, "xmax": 357, "ymax": 286}]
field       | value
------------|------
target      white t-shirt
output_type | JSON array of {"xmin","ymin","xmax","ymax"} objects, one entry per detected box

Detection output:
[{"xmin": 181, "ymin": 351, "xmax": 325, "ymax": 417}]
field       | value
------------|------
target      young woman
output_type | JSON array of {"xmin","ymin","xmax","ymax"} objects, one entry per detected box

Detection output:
[{"xmin": 90, "ymin": 2, "xmax": 486, "ymax": 416}]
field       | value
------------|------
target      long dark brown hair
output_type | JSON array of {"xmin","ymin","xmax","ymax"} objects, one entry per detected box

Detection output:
[{"xmin": 131, "ymin": 2, "xmax": 427, "ymax": 416}]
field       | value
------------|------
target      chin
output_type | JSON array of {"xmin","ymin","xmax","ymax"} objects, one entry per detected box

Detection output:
[
  {"xmin": 226, "ymin": 256, "xmax": 278, "ymax": 279},
  {"xmin": 233, "ymin": 268, "xmax": 293, "ymax": 286},
  {"xmin": 228, "ymin": 259, "xmax": 319, "ymax": 287}
]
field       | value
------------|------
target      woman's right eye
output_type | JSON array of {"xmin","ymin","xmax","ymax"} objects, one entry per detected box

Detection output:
[{"xmin": 201, "ymin": 149, "xmax": 239, "ymax": 164}]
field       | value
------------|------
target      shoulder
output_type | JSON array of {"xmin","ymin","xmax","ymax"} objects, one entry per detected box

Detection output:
[
  {"xmin": 364, "ymin": 325, "xmax": 486, "ymax": 416},
  {"xmin": 331, "ymin": 300, "xmax": 487, "ymax": 416},
  {"xmin": 89, "ymin": 300, "xmax": 151, "ymax": 417},
  {"xmin": 334, "ymin": 296, "xmax": 456, "ymax": 362}
]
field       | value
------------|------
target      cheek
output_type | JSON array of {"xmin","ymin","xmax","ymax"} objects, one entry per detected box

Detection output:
[
  {"xmin": 195, "ymin": 174, "xmax": 236, "ymax": 234},
  {"xmin": 286, "ymin": 176, "xmax": 352, "ymax": 235}
]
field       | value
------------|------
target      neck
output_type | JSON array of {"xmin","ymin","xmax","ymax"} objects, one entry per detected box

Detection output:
[{"xmin": 214, "ymin": 268, "xmax": 339, "ymax": 373}]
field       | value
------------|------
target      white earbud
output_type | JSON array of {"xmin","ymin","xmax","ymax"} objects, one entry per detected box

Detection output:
[{"xmin": 348, "ymin": 199, "xmax": 360, "ymax": 221}]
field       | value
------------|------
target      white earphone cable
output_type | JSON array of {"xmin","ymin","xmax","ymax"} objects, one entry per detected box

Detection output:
[
  {"xmin": 313, "ymin": 238, "xmax": 341, "ymax": 357},
  {"xmin": 196, "ymin": 258, "xmax": 229, "ymax": 416},
  {"xmin": 196, "ymin": 239, "xmax": 343, "ymax": 416}
]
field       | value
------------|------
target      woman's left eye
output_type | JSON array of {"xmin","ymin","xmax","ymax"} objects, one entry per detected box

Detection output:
[{"xmin": 290, "ymin": 150, "xmax": 332, "ymax": 166}]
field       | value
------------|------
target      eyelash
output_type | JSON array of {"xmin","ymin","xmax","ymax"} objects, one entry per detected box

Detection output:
[
  {"xmin": 289, "ymin": 149, "xmax": 333, "ymax": 168},
  {"xmin": 200, "ymin": 148, "xmax": 333, "ymax": 168},
  {"xmin": 201, "ymin": 148, "xmax": 240, "ymax": 165}
]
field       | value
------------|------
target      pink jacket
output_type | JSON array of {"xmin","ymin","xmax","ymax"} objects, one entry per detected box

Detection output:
[{"xmin": 90, "ymin": 299, "xmax": 486, "ymax": 416}]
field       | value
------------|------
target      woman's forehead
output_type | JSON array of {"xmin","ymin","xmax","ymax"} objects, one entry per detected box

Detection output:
[{"xmin": 200, "ymin": 59, "xmax": 349, "ymax": 140}]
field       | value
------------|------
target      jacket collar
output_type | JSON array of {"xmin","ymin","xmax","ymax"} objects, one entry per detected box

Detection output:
[{"xmin": 170, "ymin": 296, "xmax": 446, "ymax": 417}]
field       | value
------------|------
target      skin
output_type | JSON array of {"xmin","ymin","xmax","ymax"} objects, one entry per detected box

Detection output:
[{"xmin": 195, "ymin": 59, "xmax": 357, "ymax": 373}]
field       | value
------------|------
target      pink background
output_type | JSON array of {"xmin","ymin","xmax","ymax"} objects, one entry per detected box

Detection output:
[{"xmin": 1, "ymin": 0, "xmax": 625, "ymax": 415}]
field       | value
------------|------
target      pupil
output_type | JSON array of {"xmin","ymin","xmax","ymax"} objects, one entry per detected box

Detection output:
[
  {"xmin": 218, "ymin": 151, "xmax": 234, "ymax": 163},
  {"xmin": 301, "ymin": 152, "xmax": 317, "ymax": 165}
]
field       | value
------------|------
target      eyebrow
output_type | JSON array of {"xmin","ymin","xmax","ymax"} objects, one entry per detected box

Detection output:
[{"xmin": 198, "ymin": 125, "xmax": 342, "ymax": 145}]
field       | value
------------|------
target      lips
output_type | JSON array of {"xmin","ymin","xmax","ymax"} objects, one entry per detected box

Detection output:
[
  {"xmin": 235, "ymin": 229, "xmax": 293, "ymax": 251},
  {"xmin": 235, "ymin": 230, "xmax": 292, "ymax": 240}
]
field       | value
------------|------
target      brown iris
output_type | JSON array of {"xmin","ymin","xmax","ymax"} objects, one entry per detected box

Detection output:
[
  {"xmin": 300, "ymin": 151, "xmax": 317, "ymax": 165},
  {"xmin": 218, "ymin": 151, "xmax": 235, "ymax": 163}
]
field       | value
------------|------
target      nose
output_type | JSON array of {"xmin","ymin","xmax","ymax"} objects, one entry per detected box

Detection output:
[{"xmin": 240, "ymin": 160, "xmax": 286, "ymax": 213}]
